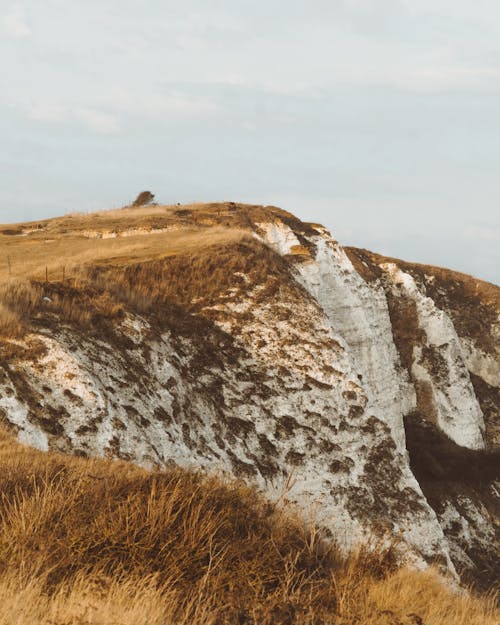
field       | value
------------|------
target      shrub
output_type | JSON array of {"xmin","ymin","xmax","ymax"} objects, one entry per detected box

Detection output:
[{"xmin": 132, "ymin": 191, "xmax": 155, "ymax": 207}]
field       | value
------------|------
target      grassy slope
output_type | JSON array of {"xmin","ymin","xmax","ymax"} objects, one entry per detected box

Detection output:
[
  {"xmin": 0, "ymin": 202, "xmax": 301, "ymax": 336},
  {"xmin": 0, "ymin": 202, "xmax": 315, "ymax": 283},
  {"xmin": 0, "ymin": 210, "xmax": 248, "ymax": 282},
  {"xmin": 0, "ymin": 428, "xmax": 498, "ymax": 625}
]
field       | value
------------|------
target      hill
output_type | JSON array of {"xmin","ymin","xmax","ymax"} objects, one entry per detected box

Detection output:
[{"xmin": 0, "ymin": 202, "xmax": 498, "ymax": 607}]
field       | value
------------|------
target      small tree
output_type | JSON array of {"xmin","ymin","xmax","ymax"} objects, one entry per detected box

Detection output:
[{"xmin": 132, "ymin": 191, "xmax": 155, "ymax": 207}]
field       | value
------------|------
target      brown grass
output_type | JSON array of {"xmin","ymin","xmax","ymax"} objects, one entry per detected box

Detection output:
[
  {"xmin": 0, "ymin": 201, "xmax": 313, "ymax": 240},
  {"xmin": 0, "ymin": 231, "xmax": 287, "ymax": 340},
  {"xmin": 0, "ymin": 200, "xmax": 317, "ymax": 283},
  {"xmin": 0, "ymin": 280, "xmax": 42, "ymax": 336},
  {"xmin": 88, "ymin": 235, "xmax": 287, "ymax": 312},
  {"xmin": 0, "ymin": 222, "xmax": 248, "ymax": 283},
  {"xmin": 0, "ymin": 207, "xmax": 498, "ymax": 621},
  {"xmin": 0, "ymin": 216, "xmax": 253, "ymax": 336},
  {"xmin": 0, "ymin": 201, "xmax": 316, "ymax": 336},
  {"xmin": 1, "ymin": 203, "xmax": 205, "ymax": 236},
  {"xmin": 0, "ymin": 427, "xmax": 497, "ymax": 624}
]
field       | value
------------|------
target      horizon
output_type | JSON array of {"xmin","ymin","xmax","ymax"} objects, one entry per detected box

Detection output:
[{"xmin": 1, "ymin": 1, "xmax": 499, "ymax": 284}]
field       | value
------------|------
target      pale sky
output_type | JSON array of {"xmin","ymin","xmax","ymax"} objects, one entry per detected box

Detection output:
[{"xmin": 1, "ymin": 1, "xmax": 499, "ymax": 283}]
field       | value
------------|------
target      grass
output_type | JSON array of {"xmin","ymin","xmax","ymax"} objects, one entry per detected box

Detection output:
[
  {"xmin": 0, "ymin": 201, "xmax": 307, "ymax": 240},
  {"xmin": 0, "ymin": 222, "xmax": 248, "ymax": 283},
  {"xmin": 0, "ymin": 223, "xmax": 286, "ymax": 338},
  {"xmin": 0, "ymin": 203, "xmax": 209, "ymax": 237},
  {"xmin": 0, "ymin": 203, "xmax": 258, "ymax": 336},
  {"xmin": 0, "ymin": 427, "xmax": 497, "ymax": 625},
  {"xmin": 88, "ymin": 235, "xmax": 288, "ymax": 312},
  {"xmin": 0, "ymin": 200, "xmax": 314, "ymax": 283},
  {"xmin": 0, "ymin": 204, "xmax": 498, "ymax": 622},
  {"xmin": 0, "ymin": 200, "xmax": 316, "ymax": 336},
  {"xmin": 0, "ymin": 201, "xmax": 298, "ymax": 338}
]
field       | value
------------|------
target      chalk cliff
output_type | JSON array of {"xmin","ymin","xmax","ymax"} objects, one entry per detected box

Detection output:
[{"xmin": 0, "ymin": 203, "xmax": 498, "ymax": 587}]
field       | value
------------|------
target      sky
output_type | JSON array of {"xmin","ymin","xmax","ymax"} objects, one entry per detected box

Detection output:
[{"xmin": 0, "ymin": 1, "xmax": 499, "ymax": 283}]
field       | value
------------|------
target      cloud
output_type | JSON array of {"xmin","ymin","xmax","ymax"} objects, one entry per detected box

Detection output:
[
  {"xmin": 395, "ymin": 66, "xmax": 500, "ymax": 93},
  {"xmin": 74, "ymin": 108, "xmax": 120, "ymax": 134},
  {"xmin": 27, "ymin": 103, "xmax": 68, "ymax": 123},
  {"xmin": 26, "ymin": 102, "xmax": 119, "ymax": 134},
  {"xmin": 85, "ymin": 87, "xmax": 222, "ymax": 122},
  {"xmin": 0, "ymin": 1, "xmax": 498, "ymax": 284},
  {"xmin": 1, "ymin": 4, "xmax": 31, "ymax": 37},
  {"xmin": 465, "ymin": 226, "xmax": 500, "ymax": 242}
]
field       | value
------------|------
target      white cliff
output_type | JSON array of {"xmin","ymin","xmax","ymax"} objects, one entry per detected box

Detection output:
[
  {"xmin": 381, "ymin": 262, "xmax": 485, "ymax": 451},
  {"xmin": 0, "ymin": 204, "xmax": 497, "ymax": 585}
]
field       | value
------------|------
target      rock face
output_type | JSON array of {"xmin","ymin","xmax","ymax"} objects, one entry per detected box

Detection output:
[{"xmin": 0, "ymin": 203, "xmax": 498, "ymax": 587}]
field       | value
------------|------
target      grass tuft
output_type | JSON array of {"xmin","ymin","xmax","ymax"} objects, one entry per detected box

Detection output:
[{"xmin": 0, "ymin": 428, "xmax": 497, "ymax": 624}]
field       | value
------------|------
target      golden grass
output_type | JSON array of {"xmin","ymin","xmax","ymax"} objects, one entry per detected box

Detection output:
[
  {"xmin": 0, "ymin": 203, "xmax": 204, "ymax": 234},
  {"xmin": 0, "ymin": 199, "xmax": 302, "ymax": 285},
  {"xmin": 0, "ymin": 223, "xmax": 248, "ymax": 283},
  {"xmin": 0, "ymin": 206, "xmax": 252, "ymax": 336},
  {"xmin": 0, "ymin": 280, "xmax": 41, "ymax": 336},
  {"xmin": 89, "ymin": 235, "xmax": 286, "ymax": 312},
  {"xmin": 0, "ymin": 205, "xmax": 498, "ymax": 621},
  {"xmin": 0, "ymin": 200, "xmax": 293, "ymax": 236},
  {"xmin": 0, "ymin": 427, "xmax": 497, "ymax": 625},
  {"xmin": 0, "ymin": 230, "xmax": 282, "ymax": 337},
  {"xmin": 0, "ymin": 303, "xmax": 21, "ymax": 337},
  {"xmin": 0, "ymin": 201, "xmax": 306, "ymax": 336},
  {"xmin": 90, "ymin": 202, "xmax": 208, "ymax": 221}
]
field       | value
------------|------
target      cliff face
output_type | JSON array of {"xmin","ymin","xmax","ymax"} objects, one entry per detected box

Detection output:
[{"xmin": 0, "ymin": 203, "xmax": 498, "ymax": 587}]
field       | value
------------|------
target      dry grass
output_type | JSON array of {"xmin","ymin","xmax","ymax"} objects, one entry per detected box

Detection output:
[
  {"xmin": 0, "ymin": 303, "xmax": 22, "ymax": 337},
  {"xmin": 0, "ymin": 427, "xmax": 497, "ymax": 625},
  {"xmin": 0, "ymin": 230, "xmax": 284, "ymax": 338},
  {"xmin": 0, "ymin": 200, "xmax": 311, "ymax": 284},
  {"xmin": 0, "ymin": 209, "xmax": 252, "ymax": 336},
  {"xmin": 0, "ymin": 201, "xmax": 312, "ymax": 336},
  {"xmin": 88, "ymin": 235, "xmax": 287, "ymax": 312},
  {"xmin": 0, "ymin": 222, "xmax": 248, "ymax": 283},
  {"xmin": 0, "ymin": 203, "xmax": 205, "ymax": 236},
  {"xmin": 0, "ymin": 206, "xmax": 498, "ymax": 622},
  {"xmin": 0, "ymin": 201, "xmax": 304, "ymax": 239},
  {"xmin": 0, "ymin": 280, "xmax": 42, "ymax": 336}
]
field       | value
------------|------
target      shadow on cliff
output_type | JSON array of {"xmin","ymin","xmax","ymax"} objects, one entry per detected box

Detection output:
[
  {"xmin": 404, "ymin": 413, "xmax": 500, "ymax": 592},
  {"xmin": 404, "ymin": 413, "xmax": 500, "ymax": 488}
]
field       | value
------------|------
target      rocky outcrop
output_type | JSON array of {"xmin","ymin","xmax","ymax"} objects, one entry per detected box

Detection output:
[
  {"xmin": 0, "ymin": 203, "xmax": 498, "ymax": 587},
  {"xmin": 344, "ymin": 245, "xmax": 499, "ymax": 588},
  {"xmin": 345, "ymin": 245, "xmax": 499, "ymax": 452}
]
